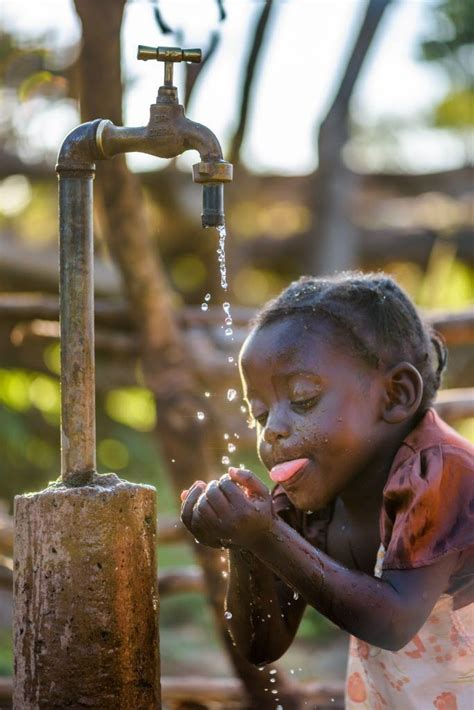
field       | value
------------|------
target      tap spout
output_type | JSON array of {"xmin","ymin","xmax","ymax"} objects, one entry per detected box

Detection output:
[{"xmin": 96, "ymin": 107, "xmax": 233, "ymax": 228}]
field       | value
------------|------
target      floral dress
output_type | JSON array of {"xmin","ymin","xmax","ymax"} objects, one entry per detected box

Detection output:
[
  {"xmin": 273, "ymin": 409, "xmax": 474, "ymax": 709},
  {"xmin": 345, "ymin": 410, "xmax": 473, "ymax": 709}
]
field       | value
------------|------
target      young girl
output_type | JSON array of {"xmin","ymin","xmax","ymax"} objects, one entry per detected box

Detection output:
[{"xmin": 181, "ymin": 272, "xmax": 473, "ymax": 709}]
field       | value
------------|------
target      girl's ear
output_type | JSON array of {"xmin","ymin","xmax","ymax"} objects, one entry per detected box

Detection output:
[{"xmin": 382, "ymin": 362, "xmax": 423, "ymax": 424}]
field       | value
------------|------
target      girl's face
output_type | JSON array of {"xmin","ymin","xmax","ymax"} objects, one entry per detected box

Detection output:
[{"xmin": 239, "ymin": 317, "xmax": 388, "ymax": 512}]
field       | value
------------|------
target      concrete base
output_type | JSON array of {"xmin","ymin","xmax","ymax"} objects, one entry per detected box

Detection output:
[{"xmin": 13, "ymin": 473, "xmax": 160, "ymax": 709}]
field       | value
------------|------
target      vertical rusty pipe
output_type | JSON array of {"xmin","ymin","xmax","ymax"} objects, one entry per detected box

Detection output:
[
  {"xmin": 56, "ymin": 119, "xmax": 103, "ymax": 485},
  {"xmin": 59, "ymin": 174, "xmax": 96, "ymax": 484}
]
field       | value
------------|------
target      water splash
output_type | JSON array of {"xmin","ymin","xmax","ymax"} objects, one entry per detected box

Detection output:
[{"xmin": 217, "ymin": 225, "xmax": 228, "ymax": 290}]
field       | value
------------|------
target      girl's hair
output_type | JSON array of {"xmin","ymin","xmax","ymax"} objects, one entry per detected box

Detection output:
[{"xmin": 251, "ymin": 271, "xmax": 447, "ymax": 413}]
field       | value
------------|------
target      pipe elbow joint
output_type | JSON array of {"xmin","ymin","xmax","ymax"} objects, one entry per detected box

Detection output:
[{"xmin": 56, "ymin": 119, "xmax": 105, "ymax": 174}]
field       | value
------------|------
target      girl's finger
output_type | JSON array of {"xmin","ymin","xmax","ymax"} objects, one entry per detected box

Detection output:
[
  {"xmin": 180, "ymin": 480, "xmax": 206, "ymax": 529},
  {"xmin": 228, "ymin": 467, "xmax": 268, "ymax": 497},
  {"xmin": 205, "ymin": 479, "xmax": 231, "ymax": 518}
]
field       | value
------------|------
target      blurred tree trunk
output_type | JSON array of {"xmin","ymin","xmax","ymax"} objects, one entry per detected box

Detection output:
[
  {"xmin": 72, "ymin": 1, "xmax": 298, "ymax": 706},
  {"xmin": 312, "ymin": 0, "xmax": 392, "ymax": 274}
]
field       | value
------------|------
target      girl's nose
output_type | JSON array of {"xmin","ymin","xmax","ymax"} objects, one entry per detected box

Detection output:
[{"xmin": 263, "ymin": 409, "xmax": 290, "ymax": 444}]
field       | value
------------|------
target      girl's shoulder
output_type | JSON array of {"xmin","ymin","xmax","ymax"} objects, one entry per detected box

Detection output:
[{"xmin": 380, "ymin": 408, "xmax": 473, "ymax": 574}]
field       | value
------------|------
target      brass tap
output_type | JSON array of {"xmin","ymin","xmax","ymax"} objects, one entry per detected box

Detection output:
[{"xmin": 95, "ymin": 44, "xmax": 232, "ymax": 227}]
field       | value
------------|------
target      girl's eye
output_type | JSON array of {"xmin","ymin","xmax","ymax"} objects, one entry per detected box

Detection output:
[
  {"xmin": 291, "ymin": 396, "xmax": 319, "ymax": 412},
  {"xmin": 254, "ymin": 412, "xmax": 268, "ymax": 427}
]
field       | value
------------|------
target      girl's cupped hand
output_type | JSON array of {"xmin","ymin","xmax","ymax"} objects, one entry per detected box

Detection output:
[{"xmin": 180, "ymin": 467, "xmax": 273, "ymax": 550}]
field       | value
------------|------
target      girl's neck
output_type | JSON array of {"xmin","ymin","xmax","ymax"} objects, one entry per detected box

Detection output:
[{"xmin": 338, "ymin": 420, "xmax": 414, "ymax": 517}]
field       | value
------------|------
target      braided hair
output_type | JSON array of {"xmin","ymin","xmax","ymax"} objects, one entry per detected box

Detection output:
[{"xmin": 251, "ymin": 271, "xmax": 447, "ymax": 414}]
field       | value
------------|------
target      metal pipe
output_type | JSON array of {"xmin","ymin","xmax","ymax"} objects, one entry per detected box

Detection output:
[
  {"xmin": 56, "ymin": 119, "xmax": 102, "ymax": 486},
  {"xmin": 59, "ymin": 176, "xmax": 95, "ymax": 484}
]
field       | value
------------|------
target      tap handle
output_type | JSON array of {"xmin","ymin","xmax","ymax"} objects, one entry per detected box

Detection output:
[
  {"xmin": 137, "ymin": 46, "xmax": 201, "ymax": 63},
  {"xmin": 137, "ymin": 45, "xmax": 201, "ymax": 87}
]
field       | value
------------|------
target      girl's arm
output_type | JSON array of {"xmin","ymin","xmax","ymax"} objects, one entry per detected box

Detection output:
[
  {"xmin": 251, "ymin": 510, "xmax": 459, "ymax": 652},
  {"xmin": 181, "ymin": 478, "xmax": 307, "ymax": 664},
  {"xmin": 225, "ymin": 547, "xmax": 306, "ymax": 664},
  {"xmin": 182, "ymin": 469, "xmax": 460, "ymax": 657}
]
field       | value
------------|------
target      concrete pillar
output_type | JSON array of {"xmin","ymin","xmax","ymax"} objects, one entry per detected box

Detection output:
[{"xmin": 13, "ymin": 473, "xmax": 160, "ymax": 709}]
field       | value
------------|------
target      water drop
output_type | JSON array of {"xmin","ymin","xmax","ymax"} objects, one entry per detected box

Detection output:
[
  {"xmin": 224, "ymin": 433, "xmax": 229, "ymax": 440},
  {"xmin": 258, "ymin": 666, "xmax": 265, "ymax": 671},
  {"xmin": 227, "ymin": 389, "xmax": 237, "ymax": 401},
  {"xmin": 222, "ymin": 571, "xmax": 228, "ymax": 578},
  {"xmin": 224, "ymin": 610, "xmax": 233, "ymax": 619},
  {"xmin": 269, "ymin": 670, "xmax": 277, "ymax": 675},
  {"xmin": 222, "ymin": 456, "xmax": 230, "ymax": 465},
  {"xmin": 200, "ymin": 302, "xmax": 209, "ymax": 312},
  {"xmin": 225, "ymin": 327, "xmax": 233, "ymax": 337},
  {"xmin": 171, "ymin": 459, "xmax": 175, "ymax": 463},
  {"xmin": 234, "ymin": 433, "xmax": 240, "ymax": 439},
  {"xmin": 204, "ymin": 293, "xmax": 211, "ymax": 302},
  {"xmin": 271, "ymin": 689, "xmax": 278, "ymax": 694},
  {"xmin": 276, "ymin": 706, "xmax": 284, "ymax": 710},
  {"xmin": 240, "ymin": 405, "xmax": 246, "ymax": 413},
  {"xmin": 225, "ymin": 316, "xmax": 233, "ymax": 326},
  {"xmin": 197, "ymin": 411, "xmax": 205, "ymax": 421},
  {"xmin": 239, "ymin": 463, "xmax": 245, "ymax": 469},
  {"xmin": 293, "ymin": 591, "xmax": 299, "ymax": 600},
  {"xmin": 220, "ymin": 555, "xmax": 226, "ymax": 562},
  {"xmin": 270, "ymin": 678, "xmax": 276, "ymax": 683},
  {"xmin": 204, "ymin": 391, "xmax": 211, "ymax": 398},
  {"xmin": 228, "ymin": 356, "xmax": 234, "ymax": 363},
  {"xmin": 228, "ymin": 443, "xmax": 236, "ymax": 453}
]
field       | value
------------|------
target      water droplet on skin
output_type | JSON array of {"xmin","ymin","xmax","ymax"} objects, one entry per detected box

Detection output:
[
  {"xmin": 258, "ymin": 666, "xmax": 265, "ymax": 671},
  {"xmin": 234, "ymin": 433, "xmax": 240, "ymax": 439},
  {"xmin": 204, "ymin": 391, "xmax": 211, "ymax": 398},
  {"xmin": 239, "ymin": 463, "xmax": 245, "ymax": 469},
  {"xmin": 290, "ymin": 669, "xmax": 295, "ymax": 674},
  {"xmin": 197, "ymin": 411, "xmax": 205, "ymax": 421},
  {"xmin": 271, "ymin": 690, "xmax": 278, "ymax": 694},
  {"xmin": 293, "ymin": 591, "xmax": 299, "ymax": 600},
  {"xmin": 224, "ymin": 433, "xmax": 229, "ymax": 440},
  {"xmin": 200, "ymin": 302, "xmax": 208, "ymax": 311},
  {"xmin": 240, "ymin": 405, "xmax": 246, "ymax": 413},
  {"xmin": 269, "ymin": 670, "xmax": 277, "ymax": 675},
  {"xmin": 225, "ymin": 327, "xmax": 233, "ymax": 336},
  {"xmin": 225, "ymin": 316, "xmax": 233, "ymax": 325},
  {"xmin": 228, "ymin": 356, "xmax": 234, "ymax": 363},
  {"xmin": 270, "ymin": 678, "xmax": 276, "ymax": 683},
  {"xmin": 204, "ymin": 293, "xmax": 211, "ymax": 302},
  {"xmin": 171, "ymin": 459, "xmax": 175, "ymax": 463},
  {"xmin": 224, "ymin": 610, "xmax": 232, "ymax": 619},
  {"xmin": 227, "ymin": 389, "xmax": 237, "ymax": 401},
  {"xmin": 228, "ymin": 443, "xmax": 236, "ymax": 453},
  {"xmin": 222, "ymin": 571, "xmax": 228, "ymax": 578},
  {"xmin": 222, "ymin": 456, "xmax": 230, "ymax": 465}
]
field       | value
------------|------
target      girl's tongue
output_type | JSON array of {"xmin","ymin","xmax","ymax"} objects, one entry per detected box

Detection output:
[{"xmin": 269, "ymin": 458, "xmax": 310, "ymax": 483}]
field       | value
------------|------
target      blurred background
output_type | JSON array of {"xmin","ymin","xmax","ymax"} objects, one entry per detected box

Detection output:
[{"xmin": 0, "ymin": 0, "xmax": 472, "ymax": 705}]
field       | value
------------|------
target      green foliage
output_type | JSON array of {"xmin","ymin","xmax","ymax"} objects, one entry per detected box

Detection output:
[
  {"xmin": 434, "ymin": 88, "xmax": 474, "ymax": 128},
  {"xmin": 420, "ymin": 0, "xmax": 474, "ymax": 83},
  {"xmin": 0, "ymin": 629, "xmax": 12, "ymax": 677}
]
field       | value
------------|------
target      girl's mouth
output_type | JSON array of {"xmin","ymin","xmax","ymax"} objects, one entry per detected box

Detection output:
[{"xmin": 269, "ymin": 458, "xmax": 310, "ymax": 483}]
